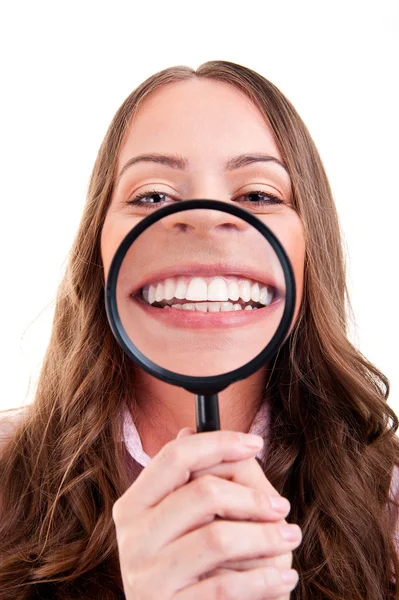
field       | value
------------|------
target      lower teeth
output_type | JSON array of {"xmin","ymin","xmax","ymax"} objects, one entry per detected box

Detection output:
[{"xmin": 158, "ymin": 302, "xmax": 260, "ymax": 312}]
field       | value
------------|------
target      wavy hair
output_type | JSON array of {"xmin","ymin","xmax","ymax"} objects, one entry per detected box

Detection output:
[{"xmin": 1, "ymin": 61, "xmax": 398, "ymax": 599}]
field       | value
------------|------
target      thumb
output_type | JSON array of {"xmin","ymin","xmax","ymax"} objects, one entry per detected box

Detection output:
[{"xmin": 176, "ymin": 427, "xmax": 196, "ymax": 439}]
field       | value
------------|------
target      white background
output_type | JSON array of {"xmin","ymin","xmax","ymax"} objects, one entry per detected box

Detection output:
[{"xmin": 0, "ymin": 1, "xmax": 397, "ymax": 416}]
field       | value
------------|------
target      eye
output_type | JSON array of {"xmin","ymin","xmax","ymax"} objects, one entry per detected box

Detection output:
[
  {"xmin": 235, "ymin": 191, "xmax": 284, "ymax": 206},
  {"xmin": 125, "ymin": 190, "xmax": 173, "ymax": 210}
]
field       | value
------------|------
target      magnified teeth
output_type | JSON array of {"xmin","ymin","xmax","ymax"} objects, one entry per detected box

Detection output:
[
  {"xmin": 208, "ymin": 277, "xmax": 228, "ymax": 301},
  {"xmin": 148, "ymin": 284, "xmax": 156, "ymax": 305},
  {"xmin": 208, "ymin": 302, "xmax": 221, "ymax": 312},
  {"xmin": 141, "ymin": 275, "xmax": 276, "ymax": 308},
  {"xmin": 239, "ymin": 280, "xmax": 251, "ymax": 302},
  {"xmin": 186, "ymin": 277, "xmax": 207, "ymax": 301},
  {"xmin": 195, "ymin": 302, "xmax": 208, "ymax": 312},
  {"xmin": 260, "ymin": 286, "xmax": 273, "ymax": 305},
  {"xmin": 228, "ymin": 280, "xmax": 240, "ymax": 301},
  {"xmin": 175, "ymin": 279, "xmax": 187, "ymax": 299},
  {"xmin": 164, "ymin": 278, "xmax": 175, "ymax": 300},
  {"xmin": 166, "ymin": 301, "xmax": 258, "ymax": 312},
  {"xmin": 155, "ymin": 282, "xmax": 165, "ymax": 302},
  {"xmin": 251, "ymin": 282, "xmax": 260, "ymax": 302},
  {"xmin": 221, "ymin": 302, "xmax": 233, "ymax": 311}
]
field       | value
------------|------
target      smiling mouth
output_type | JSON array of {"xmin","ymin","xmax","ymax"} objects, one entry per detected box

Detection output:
[{"xmin": 138, "ymin": 275, "xmax": 277, "ymax": 312}]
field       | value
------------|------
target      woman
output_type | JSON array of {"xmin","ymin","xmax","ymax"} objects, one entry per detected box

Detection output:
[{"xmin": 0, "ymin": 60, "xmax": 398, "ymax": 599}]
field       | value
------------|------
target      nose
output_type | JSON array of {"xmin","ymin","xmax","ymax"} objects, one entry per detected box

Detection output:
[{"xmin": 161, "ymin": 207, "xmax": 249, "ymax": 235}]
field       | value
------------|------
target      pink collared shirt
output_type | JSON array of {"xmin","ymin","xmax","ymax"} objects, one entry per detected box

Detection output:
[{"xmin": 122, "ymin": 400, "xmax": 270, "ymax": 467}]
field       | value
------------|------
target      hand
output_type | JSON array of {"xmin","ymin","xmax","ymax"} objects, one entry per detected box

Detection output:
[
  {"xmin": 177, "ymin": 428, "xmax": 299, "ymax": 600},
  {"xmin": 113, "ymin": 429, "xmax": 301, "ymax": 599}
]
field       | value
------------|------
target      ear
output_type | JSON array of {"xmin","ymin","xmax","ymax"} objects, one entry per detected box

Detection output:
[{"xmin": 176, "ymin": 427, "xmax": 196, "ymax": 439}]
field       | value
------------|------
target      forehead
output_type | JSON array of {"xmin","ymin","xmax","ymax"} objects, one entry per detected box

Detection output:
[{"xmin": 117, "ymin": 79, "xmax": 283, "ymax": 168}]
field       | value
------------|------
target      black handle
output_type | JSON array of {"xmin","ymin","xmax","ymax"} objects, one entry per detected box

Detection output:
[{"xmin": 195, "ymin": 394, "xmax": 220, "ymax": 432}]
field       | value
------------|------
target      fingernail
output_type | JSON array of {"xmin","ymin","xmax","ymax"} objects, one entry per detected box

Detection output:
[
  {"xmin": 279, "ymin": 524, "xmax": 301, "ymax": 541},
  {"xmin": 270, "ymin": 496, "xmax": 291, "ymax": 513},
  {"xmin": 281, "ymin": 569, "xmax": 299, "ymax": 586},
  {"xmin": 240, "ymin": 433, "xmax": 264, "ymax": 449}
]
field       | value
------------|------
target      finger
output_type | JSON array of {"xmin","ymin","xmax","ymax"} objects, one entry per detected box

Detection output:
[
  {"xmin": 201, "ymin": 564, "xmax": 293, "ymax": 600},
  {"xmin": 160, "ymin": 520, "xmax": 302, "ymax": 588},
  {"xmin": 190, "ymin": 456, "xmax": 291, "ymax": 515},
  {"xmin": 176, "ymin": 427, "xmax": 196, "ymax": 439},
  {"xmin": 175, "ymin": 566, "xmax": 299, "ymax": 599},
  {"xmin": 141, "ymin": 475, "xmax": 293, "ymax": 552},
  {"xmin": 114, "ymin": 430, "xmax": 264, "ymax": 514},
  {"xmin": 217, "ymin": 551, "xmax": 292, "ymax": 572}
]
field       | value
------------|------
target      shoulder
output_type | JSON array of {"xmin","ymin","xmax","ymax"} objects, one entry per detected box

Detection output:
[
  {"xmin": 0, "ymin": 406, "xmax": 28, "ymax": 456},
  {"xmin": 388, "ymin": 464, "xmax": 399, "ymax": 552},
  {"xmin": 390, "ymin": 465, "xmax": 399, "ymax": 499}
]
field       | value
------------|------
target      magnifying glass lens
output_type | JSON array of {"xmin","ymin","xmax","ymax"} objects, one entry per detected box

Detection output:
[{"xmin": 115, "ymin": 207, "xmax": 286, "ymax": 378}]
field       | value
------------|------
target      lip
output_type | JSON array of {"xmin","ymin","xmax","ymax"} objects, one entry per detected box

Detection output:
[
  {"xmin": 128, "ymin": 263, "xmax": 285, "ymax": 298},
  {"xmin": 130, "ymin": 293, "xmax": 284, "ymax": 329}
]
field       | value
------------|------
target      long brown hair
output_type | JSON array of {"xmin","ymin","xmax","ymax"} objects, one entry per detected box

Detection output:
[{"xmin": 1, "ymin": 61, "xmax": 398, "ymax": 599}]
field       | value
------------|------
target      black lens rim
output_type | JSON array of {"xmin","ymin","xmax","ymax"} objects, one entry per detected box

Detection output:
[{"xmin": 105, "ymin": 199, "xmax": 296, "ymax": 394}]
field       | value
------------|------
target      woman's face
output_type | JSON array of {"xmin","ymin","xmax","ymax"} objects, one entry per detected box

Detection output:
[{"xmin": 101, "ymin": 79, "xmax": 305, "ymax": 376}]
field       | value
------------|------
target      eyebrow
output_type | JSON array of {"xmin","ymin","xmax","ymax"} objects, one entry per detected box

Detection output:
[
  {"xmin": 116, "ymin": 152, "xmax": 289, "ymax": 183},
  {"xmin": 116, "ymin": 154, "xmax": 186, "ymax": 182},
  {"xmin": 225, "ymin": 153, "xmax": 288, "ymax": 173}
]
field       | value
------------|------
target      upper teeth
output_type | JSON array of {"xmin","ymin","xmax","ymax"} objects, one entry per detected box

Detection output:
[{"xmin": 141, "ymin": 276, "xmax": 274, "ymax": 306}]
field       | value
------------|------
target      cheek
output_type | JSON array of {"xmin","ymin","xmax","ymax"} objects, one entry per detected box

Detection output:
[
  {"xmin": 100, "ymin": 221, "xmax": 111, "ymax": 281},
  {"xmin": 101, "ymin": 211, "xmax": 145, "ymax": 281},
  {"xmin": 100, "ymin": 216, "xmax": 125, "ymax": 281},
  {"xmin": 264, "ymin": 213, "xmax": 305, "ymax": 325},
  {"xmin": 287, "ymin": 233, "xmax": 305, "ymax": 325},
  {"xmin": 285, "ymin": 226, "xmax": 305, "ymax": 295}
]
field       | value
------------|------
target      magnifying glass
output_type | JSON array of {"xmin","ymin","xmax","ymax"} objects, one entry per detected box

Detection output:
[{"xmin": 105, "ymin": 199, "xmax": 296, "ymax": 433}]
